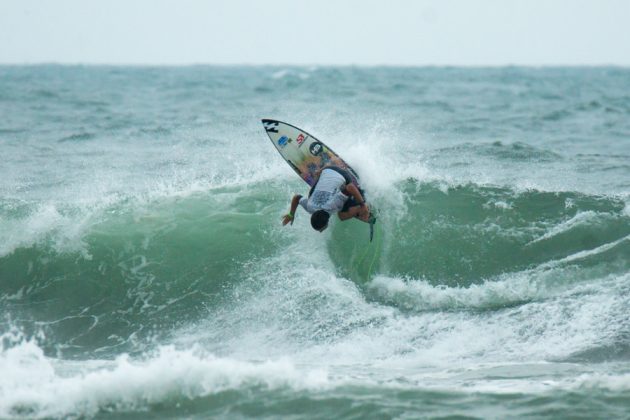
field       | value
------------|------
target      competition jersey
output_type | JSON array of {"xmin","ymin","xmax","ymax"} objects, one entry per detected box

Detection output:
[{"xmin": 299, "ymin": 169, "xmax": 348, "ymax": 214}]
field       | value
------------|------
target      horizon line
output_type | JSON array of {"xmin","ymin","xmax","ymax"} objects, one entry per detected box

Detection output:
[{"xmin": 1, "ymin": 61, "xmax": 630, "ymax": 69}]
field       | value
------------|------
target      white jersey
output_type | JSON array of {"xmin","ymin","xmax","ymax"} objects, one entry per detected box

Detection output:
[{"xmin": 299, "ymin": 169, "xmax": 349, "ymax": 214}]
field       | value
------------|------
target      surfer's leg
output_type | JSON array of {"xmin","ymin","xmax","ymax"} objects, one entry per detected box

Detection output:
[
  {"xmin": 343, "ymin": 184, "xmax": 366, "ymax": 206},
  {"xmin": 341, "ymin": 195, "xmax": 357, "ymax": 213},
  {"xmin": 342, "ymin": 184, "xmax": 369, "ymax": 221},
  {"xmin": 338, "ymin": 205, "xmax": 362, "ymax": 221}
]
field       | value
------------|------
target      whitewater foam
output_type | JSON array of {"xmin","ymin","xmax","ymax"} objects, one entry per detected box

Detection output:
[{"xmin": 0, "ymin": 338, "xmax": 331, "ymax": 419}]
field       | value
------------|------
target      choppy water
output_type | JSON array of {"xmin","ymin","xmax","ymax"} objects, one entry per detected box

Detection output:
[{"xmin": 1, "ymin": 65, "xmax": 629, "ymax": 419}]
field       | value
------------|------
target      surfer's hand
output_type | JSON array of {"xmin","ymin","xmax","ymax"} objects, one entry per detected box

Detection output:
[{"xmin": 282, "ymin": 214, "xmax": 294, "ymax": 226}]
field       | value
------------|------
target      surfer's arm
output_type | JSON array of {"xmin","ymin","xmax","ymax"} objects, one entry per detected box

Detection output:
[{"xmin": 282, "ymin": 194, "xmax": 302, "ymax": 226}]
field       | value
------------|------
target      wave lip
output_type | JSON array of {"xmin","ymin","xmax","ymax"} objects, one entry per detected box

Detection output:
[
  {"xmin": 368, "ymin": 247, "xmax": 629, "ymax": 313},
  {"xmin": 368, "ymin": 274, "xmax": 540, "ymax": 311},
  {"xmin": 526, "ymin": 210, "xmax": 609, "ymax": 246}
]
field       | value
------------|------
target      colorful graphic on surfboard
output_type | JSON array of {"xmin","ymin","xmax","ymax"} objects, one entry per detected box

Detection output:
[{"xmin": 261, "ymin": 119, "xmax": 376, "ymax": 238}]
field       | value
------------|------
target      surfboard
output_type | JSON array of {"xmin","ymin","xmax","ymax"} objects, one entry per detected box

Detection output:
[{"xmin": 261, "ymin": 119, "xmax": 376, "ymax": 238}]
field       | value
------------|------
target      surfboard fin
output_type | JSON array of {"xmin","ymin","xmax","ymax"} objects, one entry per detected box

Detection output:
[{"xmin": 368, "ymin": 214, "xmax": 377, "ymax": 242}]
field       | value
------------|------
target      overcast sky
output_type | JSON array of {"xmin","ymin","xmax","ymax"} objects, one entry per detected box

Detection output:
[{"xmin": 1, "ymin": 0, "xmax": 629, "ymax": 66}]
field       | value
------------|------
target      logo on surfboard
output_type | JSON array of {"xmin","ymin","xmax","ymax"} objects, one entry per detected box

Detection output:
[
  {"xmin": 309, "ymin": 141, "xmax": 323, "ymax": 156},
  {"xmin": 263, "ymin": 120, "xmax": 279, "ymax": 133},
  {"xmin": 277, "ymin": 135, "xmax": 290, "ymax": 148}
]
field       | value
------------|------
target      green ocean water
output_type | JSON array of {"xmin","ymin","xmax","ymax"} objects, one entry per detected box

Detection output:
[{"xmin": 1, "ymin": 66, "xmax": 629, "ymax": 419}]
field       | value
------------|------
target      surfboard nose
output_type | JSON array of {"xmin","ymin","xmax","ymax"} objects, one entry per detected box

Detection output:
[{"xmin": 262, "ymin": 119, "xmax": 280, "ymax": 133}]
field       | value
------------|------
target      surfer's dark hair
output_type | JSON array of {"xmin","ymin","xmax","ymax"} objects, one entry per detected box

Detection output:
[{"xmin": 311, "ymin": 210, "xmax": 330, "ymax": 230}]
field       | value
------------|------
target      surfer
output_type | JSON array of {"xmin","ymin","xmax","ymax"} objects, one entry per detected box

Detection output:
[{"xmin": 282, "ymin": 166, "xmax": 370, "ymax": 232}]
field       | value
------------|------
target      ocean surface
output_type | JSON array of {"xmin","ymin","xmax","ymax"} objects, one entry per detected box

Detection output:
[{"xmin": 1, "ymin": 65, "xmax": 629, "ymax": 419}]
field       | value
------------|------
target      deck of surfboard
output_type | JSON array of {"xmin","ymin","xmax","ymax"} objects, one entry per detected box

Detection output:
[{"xmin": 262, "ymin": 119, "xmax": 361, "ymax": 188}]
